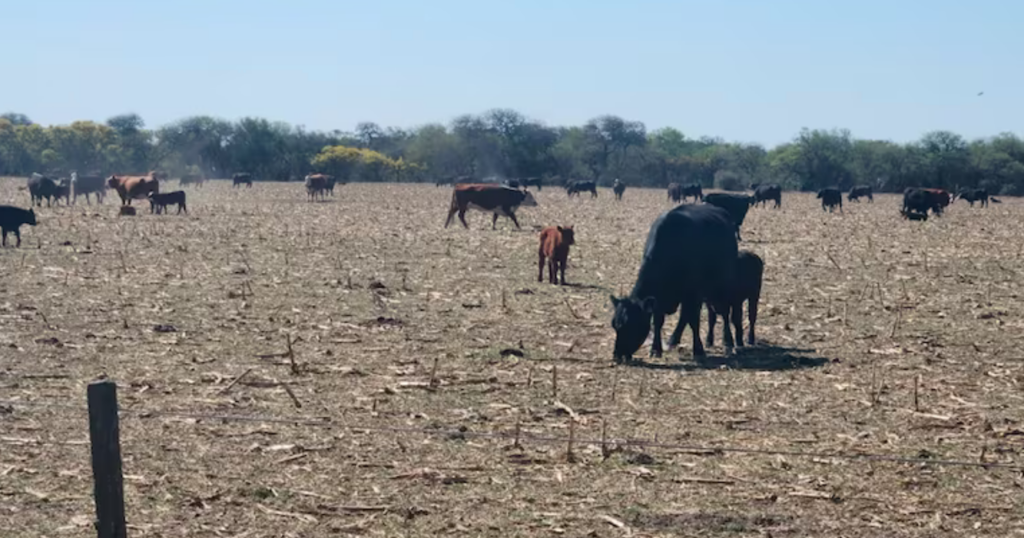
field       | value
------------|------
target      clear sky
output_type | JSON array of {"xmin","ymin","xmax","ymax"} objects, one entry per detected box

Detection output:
[{"xmin": 3, "ymin": 0, "xmax": 1019, "ymax": 146}]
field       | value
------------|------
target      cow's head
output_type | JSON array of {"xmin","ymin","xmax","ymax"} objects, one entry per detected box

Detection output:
[
  {"xmin": 26, "ymin": 209, "xmax": 37, "ymax": 226},
  {"xmin": 610, "ymin": 295, "xmax": 657, "ymax": 363},
  {"xmin": 558, "ymin": 225, "xmax": 575, "ymax": 246},
  {"xmin": 107, "ymin": 176, "xmax": 119, "ymax": 188},
  {"xmin": 520, "ymin": 191, "xmax": 538, "ymax": 207}
]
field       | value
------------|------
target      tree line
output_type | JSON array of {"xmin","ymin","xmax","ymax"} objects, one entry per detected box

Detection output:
[{"xmin": 2, "ymin": 110, "xmax": 1023, "ymax": 194}]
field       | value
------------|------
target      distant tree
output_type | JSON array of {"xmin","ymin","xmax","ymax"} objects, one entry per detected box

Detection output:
[
  {"xmin": 0, "ymin": 113, "xmax": 32, "ymax": 126},
  {"xmin": 311, "ymin": 145, "xmax": 363, "ymax": 181}
]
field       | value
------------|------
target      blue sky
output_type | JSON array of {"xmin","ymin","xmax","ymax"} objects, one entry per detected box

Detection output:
[{"xmin": 3, "ymin": 0, "xmax": 1019, "ymax": 146}]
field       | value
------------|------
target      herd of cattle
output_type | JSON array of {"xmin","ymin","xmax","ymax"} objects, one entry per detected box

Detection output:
[
  {"xmin": 0, "ymin": 171, "xmax": 1005, "ymax": 362},
  {"xmin": 440, "ymin": 178, "xmax": 1002, "ymax": 362}
]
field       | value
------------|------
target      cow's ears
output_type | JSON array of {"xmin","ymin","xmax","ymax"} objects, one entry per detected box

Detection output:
[{"xmin": 641, "ymin": 297, "xmax": 658, "ymax": 313}]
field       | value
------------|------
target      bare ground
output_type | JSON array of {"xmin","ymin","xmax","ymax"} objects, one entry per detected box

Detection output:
[{"xmin": 2, "ymin": 180, "xmax": 1024, "ymax": 537}]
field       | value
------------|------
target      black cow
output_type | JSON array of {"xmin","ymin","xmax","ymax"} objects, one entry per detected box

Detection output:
[
  {"xmin": 667, "ymin": 183, "xmax": 683, "ymax": 203},
  {"xmin": 957, "ymin": 188, "xmax": 989, "ymax": 207},
  {"xmin": 148, "ymin": 191, "xmax": 187, "ymax": 214},
  {"xmin": 179, "ymin": 173, "xmax": 205, "ymax": 188},
  {"xmin": 611, "ymin": 204, "xmax": 738, "ymax": 362},
  {"xmin": 521, "ymin": 177, "xmax": 543, "ymax": 190},
  {"xmin": 817, "ymin": 188, "xmax": 843, "ymax": 212},
  {"xmin": 903, "ymin": 188, "xmax": 948, "ymax": 215},
  {"xmin": 445, "ymin": 184, "xmax": 538, "ymax": 229},
  {"xmin": 706, "ymin": 251, "xmax": 763, "ymax": 349},
  {"xmin": 613, "ymin": 179, "xmax": 626, "ymax": 200},
  {"xmin": 71, "ymin": 173, "xmax": 107, "ymax": 204},
  {"xmin": 900, "ymin": 208, "xmax": 928, "ymax": 221},
  {"xmin": 28, "ymin": 174, "xmax": 60, "ymax": 207},
  {"xmin": 681, "ymin": 184, "xmax": 703, "ymax": 202},
  {"xmin": 503, "ymin": 178, "xmax": 521, "ymax": 189},
  {"xmin": 848, "ymin": 185, "xmax": 873, "ymax": 202},
  {"xmin": 232, "ymin": 173, "xmax": 253, "ymax": 188},
  {"xmin": 753, "ymin": 184, "xmax": 781, "ymax": 208},
  {"xmin": 703, "ymin": 193, "xmax": 754, "ymax": 241},
  {"xmin": 0, "ymin": 205, "xmax": 37, "ymax": 247},
  {"xmin": 52, "ymin": 179, "xmax": 72, "ymax": 206},
  {"xmin": 567, "ymin": 180, "xmax": 598, "ymax": 198}
]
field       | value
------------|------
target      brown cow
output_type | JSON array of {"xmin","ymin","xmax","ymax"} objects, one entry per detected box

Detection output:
[
  {"xmin": 538, "ymin": 225, "xmax": 575, "ymax": 285},
  {"xmin": 108, "ymin": 174, "xmax": 160, "ymax": 205}
]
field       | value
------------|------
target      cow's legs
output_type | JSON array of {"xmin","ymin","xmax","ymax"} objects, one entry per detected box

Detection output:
[
  {"xmin": 491, "ymin": 213, "xmax": 499, "ymax": 230},
  {"xmin": 650, "ymin": 311, "xmax": 665, "ymax": 358},
  {"xmin": 705, "ymin": 303, "xmax": 717, "ymax": 349},
  {"xmin": 667, "ymin": 307, "xmax": 687, "ymax": 350},
  {"xmin": 444, "ymin": 206, "xmax": 458, "ymax": 228},
  {"xmin": 558, "ymin": 258, "xmax": 566, "ymax": 285},
  {"xmin": 747, "ymin": 295, "xmax": 759, "ymax": 345},
  {"xmin": 14, "ymin": 229, "xmax": 21, "ymax": 247},
  {"xmin": 507, "ymin": 210, "xmax": 521, "ymax": 230},
  {"xmin": 549, "ymin": 259, "xmax": 558, "ymax": 284},
  {"xmin": 458, "ymin": 209, "xmax": 469, "ymax": 228},
  {"xmin": 731, "ymin": 301, "xmax": 745, "ymax": 347},
  {"xmin": 1, "ymin": 229, "xmax": 7, "ymax": 247},
  {"xmin": 538, "ymin": 253, "xmax": 546, "ymax": 282},
  {"xmin": 685, "ymin": 299, "xmax": 706, "ymax": 358}
]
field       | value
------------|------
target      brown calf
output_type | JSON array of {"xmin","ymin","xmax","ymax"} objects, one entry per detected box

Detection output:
[{"xmin": 538, "ymin": 225, "xmax": 575, "ymax": 285}]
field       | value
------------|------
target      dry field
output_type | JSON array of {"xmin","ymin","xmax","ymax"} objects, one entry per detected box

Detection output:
[{"xmin": 2, "ymin": 180, "xmax": 1024, "ymax": 537}]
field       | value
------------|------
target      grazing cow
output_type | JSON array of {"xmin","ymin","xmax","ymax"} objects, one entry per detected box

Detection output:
[
  {"xmin": 903, "ymin": 188, "xmax": 949, "ymax": 215},
  {"xmin": 150, "ymin": 170, "xmax": 170, "ymax": 182},
  {"xmin": 703, "ymin": 193, "xmax": 754, "ymax": 241},
  {"xmin": 848, "ymin": 185, "xmax": 873, "ymax": 202},
  {"xmin": 445, "ymin": 184, "xmax": 538, "ymax": 230},
  {"xmin": 706, "ymin": 251, "xmax": 763, "ymax": 349},
  {"xmin": 232, "ymin": 172, "xmax": 253, "ymax": 188},
  {"xmin": 0, "ymin": 205, "xmax": 37, "ymax": 247},
  {"xmin": 28, "ymin": 174, "xmax": 60, "ymax": 207},
  {"xmin": 817, "ymin": 188, "xmax": 843, "ymax": 212},
  {"xmin": 667, "ymin": 183, "xmax": 683, "ymax": 203},
  {"xmin": 957, "ymin": 188, "xmax": 989, "ymax": 207},
  {"xmin": 148, "ymin": 191, "xmax": 187, "ymax": 214},
  {"xmin": 522, "ymin": 177, "xmax": 543, "ymax": 190},
  {"xmin": 305, "ymin": 174, "xmax": 329, "ymax": 201},
  {"xmin": 435, "ymin": 177, "xmax": 452, "ymax": 187},
  {"xmin": 613, "ymin": 179, "xmax": 626, "ymax": 200},
  {"xmin": 538, "ymin": 225, "xmax": 575, "ymax": 285},
  {"xmin": 179, "ymin": 173, "xmax": 205, "ymax": 188},
  {"xmin": 753, "ymin": 184, "xmax": 782, "ymax": 208},
  {"xmin": 71, "ymin": 173, "xmax": 107, "ymax": 204},
  {"xmin": 108, "ymin": 174, "xmax": 160, "ymax": 205},
  {"xmin": 567, "ymin": 180, "xmax": 598, "ymax": 198},
  {"xmin": 681, "ymin": 184, "xmax": 703, "ymax": 202},
  {"xmin": 611, "ymin": 204, "xmax": 738, "ymax": 362},
  {"xmin": 503, "ymin": 178, "xmax": 521, "ymax": 189}
]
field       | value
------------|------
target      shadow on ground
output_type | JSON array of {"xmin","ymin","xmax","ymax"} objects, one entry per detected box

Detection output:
[{"xmin": 626, "ymin": 342, "xmax": 830, "ymax": 372}]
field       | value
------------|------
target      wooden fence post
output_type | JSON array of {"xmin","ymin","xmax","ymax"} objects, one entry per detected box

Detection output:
[{"xmin": 88, "ymin": 380, "xmax": 128, "ymax": 538}]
